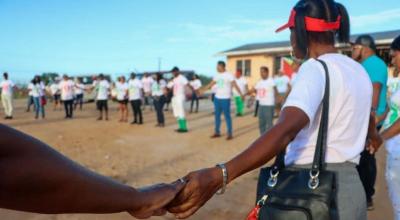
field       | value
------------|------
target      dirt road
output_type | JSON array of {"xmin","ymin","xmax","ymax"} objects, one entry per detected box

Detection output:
[{"xmin": 0, "ymin": 99, "xmax": 393, "ymax": 220}]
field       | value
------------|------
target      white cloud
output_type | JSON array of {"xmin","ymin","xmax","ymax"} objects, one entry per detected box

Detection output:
[
  {"xmin": 167, "ymin": 8, "xmax": 400, "ymax": 46},
  {"xmin": 351, "ymin": 8, "xmax": 400, "ymax": 28}
]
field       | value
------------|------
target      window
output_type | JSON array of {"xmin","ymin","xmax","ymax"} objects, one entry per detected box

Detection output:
[
  {"xmin": 236, "ymin": 60, "xmax": 243, "ymax": 74},
  {"xmin": 244, "ymin": 60, "xmax": 251, "ymax": 76},
  {"xmin": 236, "ymin": 59, "xmax": 252, "ymax": 76}
]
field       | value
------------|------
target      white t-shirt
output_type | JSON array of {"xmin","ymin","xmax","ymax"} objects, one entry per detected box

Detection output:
[
  {"xmin": 59, "ymin": 80, "xmax": 75, "ymax": 101},
  {"xmin": 152, "ymin": 80, "xmax": 167, "ymax": 97},
  {"xmin": 291, "ymin": 73, "xmax": 298, "ymax": 86},
  {"xmin": 75, "ymin": 83, "xmax": 85, "ymax": 95},
  {"xmin": 96, "ymin": 80, "xmax": 110, "ymax": 100},
  {"xmin": 213, "ymin": 72, "xmax": 234, "ymax": 99},
  {"xmin": 283, "ymin": 54, "xmax": 373, "ymax": 165},
  {"xmin": 50, "ymin": 83, "xmax": 60, "ymax": 95},
  {"xmin": 142, "ymin": 76, "xmax": 154, "ymax": 93},
  {"xmin": 128, "ymin": 79, "xmax": 143, "ymax": 100},
  {"xmin": 28, "ymin": 83, "xmax": 41, "ymax": 98},
  {"xmin": 190, "ymin": 79, "xmax": 202, "ymax": 90},
  {"xmin": 383, "ymin": 89, "xmax": 400, "ymax": 155},
  {"xmin": 168, "ymin": 75, "xmax": 188, "ymax": 97},
  {"xmin": 255, "ymin": 78, "xmax": 276, "ymax": 106},
  {"xmin": 116, "ymin": 82, "xmax": 129, "ymax": 101},
  {"xmin": 274, "ymin": 75, "xmax": 290, "ymax": 94},
  {"xmin": 233, "ymin": 77, "xmax": 247, "ymax": 96},
  {"xmin": 0, "ymin": 80, "xmax": 15, "ymax": 96},
  {"xmin": 387, "ymin": 77, "xmax": 400, "ymax": 94}
]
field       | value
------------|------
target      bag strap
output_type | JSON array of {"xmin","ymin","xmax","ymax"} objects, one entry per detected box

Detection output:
[{"xmin": 272, "ymin": 59, "xmax": 330, "ymax": 173}]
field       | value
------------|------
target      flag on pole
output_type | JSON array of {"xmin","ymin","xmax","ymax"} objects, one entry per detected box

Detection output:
[{"xmin": 280, "ymin": 57, "xmax": 295, "ymax": 78}]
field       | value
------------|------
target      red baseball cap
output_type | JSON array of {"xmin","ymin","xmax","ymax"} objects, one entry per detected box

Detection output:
[{"xmin": 275, "ymin": 9, "xmax": 341, "ymax": 33}]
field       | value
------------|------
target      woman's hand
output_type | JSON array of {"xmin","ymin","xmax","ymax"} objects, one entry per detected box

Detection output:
[
  {"xmin": 366, "ymin": 132, "xmax": 383, "ymax": 154},
  {"xmin": 167, "ymin": 167, "xmax": 223, "ymax": 219},
  {"xmin": 129, "ymin": 181, "xmax": 185, "ymax": 219}
]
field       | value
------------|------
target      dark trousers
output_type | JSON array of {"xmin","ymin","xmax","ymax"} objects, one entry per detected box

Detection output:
[
  {"xmin": 190, "ymin": 92, "xmax": 199, "ymax": 112},
  {"xmin": 153, "ymin": 96, "xmax": 166, "ymax": 124},
  {"xmin": 254, "ymin": 100, "xmax": 260, "ymax": 117},
  {"xmin": 130, "ymin": 100, "xmax": 143, "ymax": 123},
  {"xmin": 357, "ymin": 125, "xmax": 381, "ymax": 203},
  {"xmin": 63, "ymin": 99, "xmax": 74, "ymax": 118},
  {"xmin": 357, "ymin": 150, "xmax": 377, "ymax": 203},
  {"xmin": 75, "ymin": 94, "xmax": 84, "ymax": 110}
]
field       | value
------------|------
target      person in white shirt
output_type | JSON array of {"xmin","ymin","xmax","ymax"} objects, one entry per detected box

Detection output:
[
  {"xmin": 128, "ymin": 73, "xmax": 144, "ymax": 124},
  {"xmin": 274, "ymin": 71, "xmax": 291, "ymax": 117},
  {"xmin": 167, "ymin": 3, "xmax": 382, "ymax": 219},
  {"xmin": 59, "ymin": 75, "xmax": 75, "ymax": 119},
  {"xmin": 233, "ymin": 70, "xmax": 248, "ymax": 117},
  {"xmin": 26, "ymin": 85, "xmax": 35, "ymax": 112},
  {"xmin": 168, "ymin": 67, "xmax": 189, "ymax": 133},
  {"xmin": 0, "ymin": 72, "xmax": 16, "ymax": 119},
  {"xmin": 50, "ymin": 78, "xmax": 61, "ymax": 111},
  {"xmin": 93, "ymin": 74, "xmax": 110, "ymax": 121},
  {"xmin": 200, "ymin": 61, "xmax": 243, "ymax": 140},
  {"xmin": 189, "ymin": 74, "xmax": 202, "ymax": 113},
  {"xmin": 152, "ymin": 73, "xmax": 168, "ymax": 127},
  {"xmin": 74, "ymin": 77, "xmax": 85, "ymax": 111},
  {"xmin": 381, "ymin": 35, "xmax": 400, "ymax": 220},
  {"xmin": 141, "ymin": 73, "xmax": 154, "ymax": 111},
  {"xmin": 28, "ymin": 76, "xmax": 46, "ymax": 119},
  {"xmin": 115, "ymin": 76, "xmax": 129, "ymax": 123},
  {"xmin": 247, "ymin": 67, "xmax": 278, "ymax": 135}
]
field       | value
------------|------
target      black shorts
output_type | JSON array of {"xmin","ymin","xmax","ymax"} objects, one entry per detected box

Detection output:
[
  {"xmin": 96, "ymin": 100, "xmax": 108, "ymax": 110},
  {"xmin": 118, "ymin": 99, "xmax": 128, "ymax": 105},
  {"xmin": 75, "ymin": 94, "xmax": 84, "ymax": 100},
  {"xmin": 53, "ymin": 94, "xmax": 61, "ymax": 102}
]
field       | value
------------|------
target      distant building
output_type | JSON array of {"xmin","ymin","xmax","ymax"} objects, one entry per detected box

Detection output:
[{"xmin": 220, "ymin": 29, "xmax": 400, "ymax": 86}]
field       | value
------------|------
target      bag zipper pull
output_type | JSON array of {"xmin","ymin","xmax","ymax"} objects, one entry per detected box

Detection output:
[{"xmin": 245, "ymin": 195, "xmax": 268, "ymax": 220}]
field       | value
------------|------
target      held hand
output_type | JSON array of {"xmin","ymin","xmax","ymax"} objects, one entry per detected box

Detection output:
[
  {"xmin": 129, "ymin": 181, "xmax": 185, "ymax": 219},
  {"xmin": 168, "ymin": 167, "xmax": 223, "ymax": 219},
  {"xmin": 366, "ymin": 132, "xmax": 383, "ymax": 155}
]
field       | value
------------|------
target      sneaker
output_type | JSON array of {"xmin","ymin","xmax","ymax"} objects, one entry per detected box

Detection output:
[
  {"xmin": 367, "ymin": 200, "xmax": 374, "ymax": 211},
  {"xmin": 176, "ymin": 129, "xmax": 188, "ymax": 133},
  {"xmin": 210, "ymin": 134, "xmax": 221, "ymax": 139}
]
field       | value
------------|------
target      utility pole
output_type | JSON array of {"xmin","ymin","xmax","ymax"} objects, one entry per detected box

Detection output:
[{"xmin": 158, "ymin": 57, "xmax": 162, "ymax": 72}]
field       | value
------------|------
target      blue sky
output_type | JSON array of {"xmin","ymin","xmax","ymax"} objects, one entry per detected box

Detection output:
[{"xmin": 1, "ymin": 0, "xmax": 400, "ymax": 83}]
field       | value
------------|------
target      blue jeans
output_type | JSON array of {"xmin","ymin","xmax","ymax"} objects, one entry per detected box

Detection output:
[
  {"xmin": 153, "ymin": 96, "xmax": 166, "ymax": 124},
  {"xmin": 214, "ymin": 98, "xmax": 232, "ymax": 135},
  {"xmin": 33, "ymin": 97, "xmax": 45, "ymax": 118}
]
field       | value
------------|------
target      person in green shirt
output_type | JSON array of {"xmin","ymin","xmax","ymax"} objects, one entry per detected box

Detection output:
[{"xmin": 352, "ymin": 34, "xmax": 388, "ymax": 210}]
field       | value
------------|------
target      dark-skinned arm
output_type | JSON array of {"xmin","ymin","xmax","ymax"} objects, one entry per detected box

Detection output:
[
  {"xmin": 168, "ymin": 107, "xmax": 309, "ymax": 219},
  {"xmin": 366, "ymin": 112, "xmax": 383, "ymax": 154},
  {"xmin": 371, "ymin": 83, "xmax": 381, "ymax": 121},
  {"xmin": 0, "ymin": 124, "xmax": 184, "ymax": 217},
  {"xmin": 382, "ymin": 118, "xmax": 400, "ymax": 140},
  {"xmin": 198, "ymin": 81, "xmax": 216, "ymax": 95}
]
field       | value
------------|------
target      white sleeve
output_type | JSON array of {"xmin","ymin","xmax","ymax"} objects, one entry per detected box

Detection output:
[
  {"xmin": 282, "ymin": 61, "xmax": 325, "ymax": 126},
  {"xmin": 229, "ymin": 74, "xmax": 234, "ymax": 82},
  {"xmin": 167, "ymin": 81, "xmax": 173, "ymax": 89}
]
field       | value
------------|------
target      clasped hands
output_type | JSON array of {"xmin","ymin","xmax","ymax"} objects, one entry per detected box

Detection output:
[{"xmin": 129, "ymin": 167, "xmax": 223, "ymax": 219}]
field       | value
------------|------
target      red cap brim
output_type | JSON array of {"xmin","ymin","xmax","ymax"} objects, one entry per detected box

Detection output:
[{"xmin": 275, "ymin": 23, "xmax": 291, "ymax": 33}]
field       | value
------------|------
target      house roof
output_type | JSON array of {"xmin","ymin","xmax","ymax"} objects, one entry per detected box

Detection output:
[{"xmin": 221, "ymin": 29, "xmax": 400, "ymax": 56}]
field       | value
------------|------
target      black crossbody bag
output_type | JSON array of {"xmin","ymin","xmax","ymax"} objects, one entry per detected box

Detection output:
[{"xmin": 255, "ymin": 59, "xmax": 338, "ymax": 220}]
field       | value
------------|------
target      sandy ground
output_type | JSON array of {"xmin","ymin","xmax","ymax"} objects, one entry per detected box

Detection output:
[{"xmin": 0, "ymin": 99, "xmax": 394, "ymax": 220}]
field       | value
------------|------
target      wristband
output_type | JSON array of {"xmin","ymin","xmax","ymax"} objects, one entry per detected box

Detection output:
[{"xmin": 216, "ymin": 163, "xmax": 228, "ymax": 195}]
